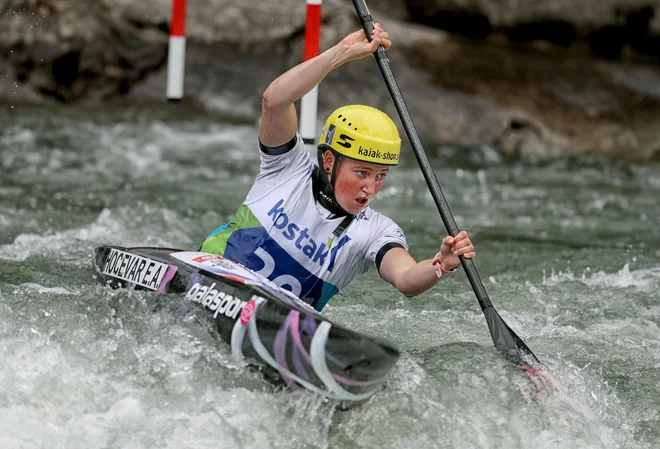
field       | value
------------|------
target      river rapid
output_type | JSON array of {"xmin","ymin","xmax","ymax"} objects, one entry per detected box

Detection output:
[{"xmin": 0, "ymin": 101, "xmax": 658, "ymax": 449}]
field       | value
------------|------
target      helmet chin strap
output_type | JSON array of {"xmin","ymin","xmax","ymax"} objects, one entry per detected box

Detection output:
[
  {"xmin": 314, "ymin": 148, "xmax": 350, "ymax": 218},
  {"xmin": 330, "ymin": 154, "xmax": 342, "ymax": 188}
]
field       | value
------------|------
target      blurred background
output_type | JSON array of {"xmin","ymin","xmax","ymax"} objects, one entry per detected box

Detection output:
[
  {"xmin": 1, "ymin": 1, "xmax": 659, "ymax": 449},
  {"xmin": 1, "ymin": 0, "xmax": 660, "ymax": 160}
]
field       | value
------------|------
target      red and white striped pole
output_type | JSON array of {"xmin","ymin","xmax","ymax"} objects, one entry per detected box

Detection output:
[
  {"xmin": 300, "ymin": 0, "xmax": 322, "ymax": 151},
  {"xmin": 166, "ymin": 0, "xmax": 187, "ymax": 102}
]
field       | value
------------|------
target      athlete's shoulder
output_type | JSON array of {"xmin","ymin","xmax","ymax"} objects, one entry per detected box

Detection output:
[
  {"xmin": 258, "ymin": 134, "xmax": 309, "ymax": 160},
  {"xmin": 256, "ymin": 133, "xmax": 313, "ymax": 179},
  {"xmin": 357, "ymin": 206, "xmax": 398, "ymax": 226},
  {"xmin": 259, "ymin": 134, "xmax": 299, "ymax": 156},
  {"xmin": 352, "ymin": 206, "xmax": 405, "ymax": 239}
]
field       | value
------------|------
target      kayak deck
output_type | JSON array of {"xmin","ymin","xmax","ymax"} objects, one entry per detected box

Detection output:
[{"xmin": 92, "ymin": 246, "xmax": 400, "ymax": 409}]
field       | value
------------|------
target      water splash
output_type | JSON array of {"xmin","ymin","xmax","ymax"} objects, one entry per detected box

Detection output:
[{"xmin": 542, "ymin": 263, "xmax": 660, "ymax": 291}]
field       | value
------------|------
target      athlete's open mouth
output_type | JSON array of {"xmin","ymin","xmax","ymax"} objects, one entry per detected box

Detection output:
[{"xmin": 355, "ymin": 197, "xmax": 368, "ymax": 208}]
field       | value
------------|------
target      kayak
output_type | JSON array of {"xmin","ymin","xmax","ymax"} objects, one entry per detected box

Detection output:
[{"xmin": 92, "ymin": 246, "xmax": 400, "ymax": 409}]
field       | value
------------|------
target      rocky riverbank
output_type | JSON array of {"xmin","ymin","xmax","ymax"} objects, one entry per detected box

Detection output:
[{"xmin": 1, "ymin": 0, "xmax": 659, "ymax": 160}]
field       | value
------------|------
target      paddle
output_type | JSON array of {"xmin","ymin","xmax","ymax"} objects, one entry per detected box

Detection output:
[{"xmin": 351, "ymin": 0, "xmax": 539, "ymax": 366}]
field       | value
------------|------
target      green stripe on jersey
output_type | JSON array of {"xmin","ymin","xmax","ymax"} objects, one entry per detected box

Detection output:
[{"xmin": 201, "ymin": 205, "xmax": 263, "ymax": 256}]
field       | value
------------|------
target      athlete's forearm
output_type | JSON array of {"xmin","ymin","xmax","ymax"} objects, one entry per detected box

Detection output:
[
  {"xmin": 395, "ymin": 259, "xmax": 442, "ymax": 297},
  {"xmin": 262, "ymin": 44, "xmax": 348, "ymax": 111}
]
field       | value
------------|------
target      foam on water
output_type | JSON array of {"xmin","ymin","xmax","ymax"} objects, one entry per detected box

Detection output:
[
  {"xmin": 15, "ymin": 283, "xmax": 79, "ymax": 296},
  {"xmin": 542, "ymin": 263, "xmax": 660, "ymax": 291},
  {"xmin": 93, "ymin": 121, "xmax": 256, "ymax": 175},
  {"xmin": 0, "ymin": 206, "xmax": 203, "ymax": 262},
  {"xmin": 0, "ymin": 209, "xmax": 124, "ymax": 262},
  {"xmin": 1, "ymin": 104, "xmax": 659, "ymax": 448},
  {"xmin": 327, "ymin": 349, "xmax": 646, "ymax": 449},
  {"xmin": 0, "ymin": 282, "xmax": 338, "ymax": 449}
]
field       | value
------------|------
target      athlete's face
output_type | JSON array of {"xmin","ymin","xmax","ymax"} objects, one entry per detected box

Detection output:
[{"xmin": 324, "ymin": 152, "xmax": 389, "ymax": 215}]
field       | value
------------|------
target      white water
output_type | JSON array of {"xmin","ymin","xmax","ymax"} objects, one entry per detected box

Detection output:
[{"xmin": 0, "ymin": 103, "xmax": 658, "ymax": 448}]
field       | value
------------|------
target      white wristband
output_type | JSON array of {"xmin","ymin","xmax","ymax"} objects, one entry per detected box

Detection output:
[{"xmin": 432, "ymin": 252, "xmax": 458, "ymax": 279}]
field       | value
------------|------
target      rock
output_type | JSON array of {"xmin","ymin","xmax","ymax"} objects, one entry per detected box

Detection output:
[
  {"xmin": 405, "ymin": 0, "xmax": 660, "ymax": 33},
  {"xmin": 0, "ymin": 0, "xmax": 167, "ymax": 102},
  {"xmin": 0, "ymin": 0, "xmax": 660, "ymax": 161}
]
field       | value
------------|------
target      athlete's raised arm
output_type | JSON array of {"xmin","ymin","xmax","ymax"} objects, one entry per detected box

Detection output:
[{"xmin": 258, "ymin": 25, "xmax": 392, "ymax": 148}]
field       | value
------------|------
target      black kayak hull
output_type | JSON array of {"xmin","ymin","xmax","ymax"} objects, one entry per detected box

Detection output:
[{"xmin": 92, "ymin": 246, "xmax": 400, "ymax": 409}]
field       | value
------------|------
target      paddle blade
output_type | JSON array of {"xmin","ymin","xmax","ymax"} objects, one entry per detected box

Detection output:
[
  {"xmin": 483, "ymin": 306, "xmax": 539, "ymax": 365},
  {"xmin": 517, "ymin": 365, "xmax": 556, "ymax": 396}
]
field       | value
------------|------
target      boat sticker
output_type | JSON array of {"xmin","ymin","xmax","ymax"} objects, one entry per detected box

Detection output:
[
  {"xmin": 157, "ymin": 265, "xmax": 179, "ymax": 293},
  {"xmin": 184, "ymin": 282, "xmax": 247, "ymax": 320},
  {"xmin": 102, "ymin": 249, "xmax": 169, "ymax": 291},
  {"xmin": 172, "ymin": 251, "xmax": 266, "ymax": 285},
  {"xmin": 240, "ymin": 298, "xmax": 258, "ymax": 325},
  {"xmin": 192, "ymin": 254, "xmax": 223, "ymax": 263}
]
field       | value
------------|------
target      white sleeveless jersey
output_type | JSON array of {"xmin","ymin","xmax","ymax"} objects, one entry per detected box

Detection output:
[{"xmin": 201, "ymin": 135, "xmax": 407, "ymax": 310}]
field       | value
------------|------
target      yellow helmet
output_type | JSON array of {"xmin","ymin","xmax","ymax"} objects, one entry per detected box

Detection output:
[{"xmin": 317, "ymin": 105, "xmax": 401, "ymax": 166}]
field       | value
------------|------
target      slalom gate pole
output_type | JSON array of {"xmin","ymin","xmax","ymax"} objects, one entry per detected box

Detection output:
[
  {"xmin": 166, "ymin": 0, "xmax": 187, "ymax": 102},
  {"xmin": 300, "ymin": 0, "xmax": 322, "ymax": 151}
]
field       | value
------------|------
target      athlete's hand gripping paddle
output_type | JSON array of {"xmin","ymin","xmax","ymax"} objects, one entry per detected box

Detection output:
[{"xmin": 351, "ymin": 0, "xmax": 540, "ymax": 367}]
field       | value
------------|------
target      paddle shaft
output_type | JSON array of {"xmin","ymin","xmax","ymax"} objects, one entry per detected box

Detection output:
[
  {"xmin": 352, "ymin": 0, "xmax": 539, "ymax": 364},
  {"xmin": 352, "ymin": 1, "xmax": 492, "ymax": 311}
]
